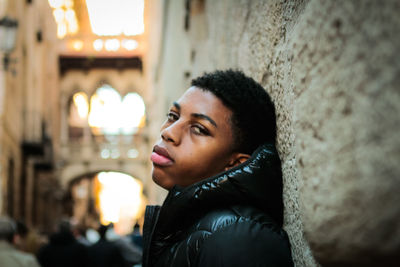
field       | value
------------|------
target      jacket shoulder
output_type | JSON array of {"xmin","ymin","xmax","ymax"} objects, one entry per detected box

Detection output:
[
  {"xmin": 153, "ymin": 206, "xmax": 293, "ymax": 267},
  {"xmin": 189, "ymin": 206, "xmax": 293, "ymax": 267}
]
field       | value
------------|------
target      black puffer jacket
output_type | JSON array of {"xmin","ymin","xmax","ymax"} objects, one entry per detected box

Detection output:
[{"xmin": 143, "ymin": 144, "xmax": 293, "ymax": 267}]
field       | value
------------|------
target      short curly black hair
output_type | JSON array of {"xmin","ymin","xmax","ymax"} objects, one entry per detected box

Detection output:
[{"xmin": 191, "ymin": 69, "xmax": 277, "ymax": 154}]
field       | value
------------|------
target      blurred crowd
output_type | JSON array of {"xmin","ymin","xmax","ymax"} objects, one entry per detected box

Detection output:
[{"xmin": 0, "ymin": 216, "xmax": 143, "ymax": 267}]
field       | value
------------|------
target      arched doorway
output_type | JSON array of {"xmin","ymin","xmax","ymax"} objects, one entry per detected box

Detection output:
[{"xmin": 68, "ymin": 171, "xmax": 147, "ymax": 235}]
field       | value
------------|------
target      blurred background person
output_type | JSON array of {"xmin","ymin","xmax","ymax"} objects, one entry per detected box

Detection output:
[
  {"xmin": 107, "ymin": 223, "xmax": 143, "ymax": 266},
  {"xmin": 88, "ymin": 224, "xmax": 127, "ymax": 267},
  {"xmin": 129, "ymin": 222, "xmax": 143, "ymax": 250},
  {"xmin": 0, "ymin": 216, "xmax": 40, "ymax": 267},
  {"xmin": 71, "ymin": 220, "xmax": 91, "ymax": 246},
  {"xmin": 37, "ymin": 218, "xmax": 88, "ymax": 267},
  {"xmin": 15, "ymin": 220, "xmax": 46, "ymax": 255}
]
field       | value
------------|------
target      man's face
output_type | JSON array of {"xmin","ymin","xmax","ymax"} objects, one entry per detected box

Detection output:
[{"xmin": 151, "ymin": 86, "xmax": 238, "ymax": 190}]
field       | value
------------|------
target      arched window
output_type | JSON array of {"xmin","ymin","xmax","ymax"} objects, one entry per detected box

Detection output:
[
  {"xmin": 68, "ymin": 92, "xmax": 89, "ymax": 140},
  {"xmin": 120, "ymin": 92, "xmax": 146, "ymax": 135},
  {"xmin": 67, "ymin": 84, "xmax": 146, "ymax": 143},
  {"xmin": 88, "ymin": 84, "xmax": 146, "ymax": 136}
]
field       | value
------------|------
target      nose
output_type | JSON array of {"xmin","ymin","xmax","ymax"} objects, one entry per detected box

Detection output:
[{"xmin": 161, "ymin": 122, "xmax": 181, "ymax": 145}]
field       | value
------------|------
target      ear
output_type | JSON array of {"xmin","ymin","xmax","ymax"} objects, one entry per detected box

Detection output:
[{"xmin": 224, "ymin": 153, "xmax": 250, "ymax": 171}]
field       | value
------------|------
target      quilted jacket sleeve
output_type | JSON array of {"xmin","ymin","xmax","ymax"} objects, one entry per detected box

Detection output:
[{"xmin": 194, "ymin": 220, "xmax": 293, "ymax": 267}]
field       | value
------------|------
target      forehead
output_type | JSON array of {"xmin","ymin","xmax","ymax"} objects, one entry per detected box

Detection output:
[{"xmin": 177, "ymin": 86, "xmax": 232, "ymax": 122}]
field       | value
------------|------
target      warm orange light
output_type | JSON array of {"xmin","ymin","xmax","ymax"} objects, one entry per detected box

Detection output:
[
  {"xmin": 105, "ymin": 39, "xmax": 120, "ymax": 51},
  {"xmin": 72, "ymin": 40, "xmax": 84, "ymax": 51},
  {"xmin": 48, "ymin": 1, "xmax": 79, "ymax": 39},
  {"xmin": 48, "ymin": 0, "xmax": 63, "ymax": 9},
  {"xmin": 53, "ymin": 8, "xmax": 65, "ymax": 23},
  {"xmin": 86, "ymin": 0, "xmax": 144, "ymax": 36},
  {"xmin": 64, "ymin": 0, "xmax": 74, "ymax": 8},
  {"xmin": 122, "ymin": 39, "xmax": 138, "ymax": 51},
  {"xmin": 93, "ymin": 39, "xmax": 103, "ymax": 51},
  {"xmin": 95, "ymin": 172, "xmax": 146, "ymax": 234},
  {"xmin": 68, "ymin": 20, "xmax": 79, "ymax": 34},
  {"xmin": 57, "ymin": 22, "xmax": 67, "ymax": 39},
  {"xmin": 73, "ymin": 92, "xmax": 89, "ymax": 116}
]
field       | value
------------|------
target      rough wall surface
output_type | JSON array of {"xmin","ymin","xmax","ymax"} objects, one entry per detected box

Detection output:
[
  {"xmin": 291, "ymin": 1, "xmax": 400, "ymax": 266},
  {"xmin": 152, "ymin": 0, "xmax": 400, "ymax": 265}
]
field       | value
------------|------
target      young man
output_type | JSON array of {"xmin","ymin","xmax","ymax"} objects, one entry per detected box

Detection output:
[{"xmin": 143, "ymin": 70, "xmax": 293, "ymax": 266}]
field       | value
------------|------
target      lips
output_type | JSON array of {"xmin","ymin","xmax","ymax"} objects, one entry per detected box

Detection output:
[{"xmin": 151, "ymin": 145, "xmax": 174, "ymax": 166}]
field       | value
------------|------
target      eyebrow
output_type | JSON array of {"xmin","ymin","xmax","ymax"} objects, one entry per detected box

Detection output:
[
  {"xmin": 172, "ymin": 102, "xmax": 218, "ymax": 128},
  {"xmin": 192, "ymin": 113, "xmax": 218, "ymax": 128},
  {"xmin": 173, "ymin": 102, "xmax": 181, "ymax": 111}
]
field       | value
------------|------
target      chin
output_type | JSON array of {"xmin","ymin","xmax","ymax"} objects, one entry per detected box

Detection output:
[{"xmin": 152, "ymin": 171, "xmax": 174, "ymax": 190}]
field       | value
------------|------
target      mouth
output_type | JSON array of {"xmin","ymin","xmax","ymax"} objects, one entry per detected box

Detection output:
[{"xmin": 151, "ymin": 145, "xmax": 174, "ymax": 166}]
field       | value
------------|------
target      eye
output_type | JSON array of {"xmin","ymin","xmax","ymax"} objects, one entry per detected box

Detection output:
[
  {"xmin": 166, "ymin": 111, "xmax": 179, "ymax": 122},
  {"xmin": 191, "ymin": 125, "xmax": 209, "ymax": 136}
]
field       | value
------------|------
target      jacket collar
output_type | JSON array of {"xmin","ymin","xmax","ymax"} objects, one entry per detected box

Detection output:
[{"xmin": 155, "ymin": 143, "xmax": 283, "ymax": 236}]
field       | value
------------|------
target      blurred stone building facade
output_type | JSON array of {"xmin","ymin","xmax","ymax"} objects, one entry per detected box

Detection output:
[
  {"xmin": 0, "ymin": 0, "xmax": 62, "ymax": 230},
  {"xmin": 0, "ymin": 0, "xmax": 398, "ymax": 266}
]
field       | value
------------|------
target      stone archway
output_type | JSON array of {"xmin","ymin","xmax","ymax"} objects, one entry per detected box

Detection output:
[{"xmin": 66, "ymin": 170, "xmax": 147, "ymax": 235}]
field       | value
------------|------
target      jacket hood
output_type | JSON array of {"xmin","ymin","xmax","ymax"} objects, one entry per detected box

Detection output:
[{"xmin": 155, "ymin": 143, "xmax": 284, "ymax": 236}]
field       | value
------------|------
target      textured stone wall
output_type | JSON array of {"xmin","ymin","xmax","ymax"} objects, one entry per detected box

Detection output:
[
  {"xmin": 148, "ymin": 0, "xmax": 400, "ymax": 265},
  {"xmin": 291, "ymin": 1, "xmax": 400, "ymax": 266}
]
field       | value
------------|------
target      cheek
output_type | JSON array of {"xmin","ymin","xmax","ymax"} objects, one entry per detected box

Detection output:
[
  {"xmin": 188, "ymin": 150, "xmax": 229, "ymax": 177},
  {"xmin": 173, "ymin": 139, "xmax": 233, "ymax": 185}
]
